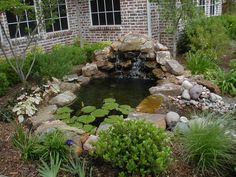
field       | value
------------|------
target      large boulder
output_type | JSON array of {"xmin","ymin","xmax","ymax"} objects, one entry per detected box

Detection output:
[
  {"xmin": 156, "ymin": 51, "xmax": 172, "ymax": 65},
  {"xmin": 154, "ymin": 42, "xmax": 168, "ymax": 51},
  {"xmin": 149, "ymin": 83, "xmax": 182, "ymax": 96},
  {"xmin": 49, "ymin": 91, "xmax": 77, "ymax": 106},
  {"xmin": 82, "ymin": 63, "xmax": 98, "ymax": 77},
  {"xmin": 165, "ymin": 60, "xmax": 184, "ymax": 76},
  {"xmin": 60, "ymin": 82, "xmax": 80, "ymax": 93}
]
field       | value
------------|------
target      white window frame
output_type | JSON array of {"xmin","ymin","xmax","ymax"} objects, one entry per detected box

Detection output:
[
  {"xmin": 197, "ymin": 0, "xmax": 221, "ymax": 17},
  {"xmin": 89, "ymin": 0, "xmax": 121, "ymax": 26}
]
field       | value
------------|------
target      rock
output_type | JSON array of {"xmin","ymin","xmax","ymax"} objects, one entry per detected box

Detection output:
[
  {"xmin": 144, "ymin": 61, "xmax": 157, "ymax": 69},
  {"xmin": 120, "ymin": 60, "xmax": 132, "ymax": 68},
  {"xmin": 142, "ymin": 51, "xmax": 156, "ymax": 60},
  {"xmin": 140, "ymin": 40, "xmax": 154, "ymax": 53},
  {"xmin": 166, "ymin": 111, "xmax": 180, "ymax": 126},
  {"xmin": 49, "ymin": 91, "xmax": 77, "ymax": 106},
  {"xmin": 174, "ymin": 122, "xmax": 189, "ymax": 134},
  {"xmin": 118, "ymin": 33, "xmax": 149, "ymax": 52},
  {"xmin": 82, "ymin": 63, "xmax": 98, "ymax": 77},
  {"xmin": 77, "ymin": 76, "xmax": 90, "ymax": 84},
  {"xmin": 63, "ymin": 74, "xmax": 79, "ymax": 82},
  {"xmin": 165, "ymin": 60, "xmax": 184, "ymax": 76},
  {"xmin": 196, "ymin": 78, "xmax": 221, "ymax": 94},
  {"xmin": 189, "ymin": 85, "xmax": 203, "ymax": 100},
  {"xmin": 180, "ymin": 116, "xmax": 189, "ymax": 123},
  {"xmin": 97, "ymin": 60, "xmax": 114, "ymax": 71},
  {"xmin": 210, "ymin": 93, "xmax": 222, "ymax": 102},
  {"xmin": 60, "ymin": 82, "xmax": 80, "ymax": 93},
  {"xmin": 35, "ymin": 120, "xmax": 85, "ymax": 135},
  {"xmin": 127, "ymin": 112, "xmax": 166, "ymax": 129},
  {"xmin": 27, "ymin": 105, "xmax": 57, "ymax": 128},
  {"xmin": 94, "ymin": 46, "xmax": 113, "ymax": 61},
  {"xmin": 182, "ymin": 80, "xmax": 193, "ymax": 90},
  {"xmin": 182, "ymin": 89, "xmax": 191, "ymax": 100},
  {"xmin": 152, "ymin": 68, "xmax": 165, "ymax": 79},
  {"xmin": 149, "ymin": 83, "xmax": 182, "ymax": 96},
  {"xmin": 154, "ymin": 42, "xmax": 168, "ymax": 51},
  {"xmin": 190, "ymin": 100, "xmax": 199, "ymax": 106},
  {"xmin": 83, "ymin": 135, "xmax": 99, "ymax": 151},
  {"xmin": 96, "ymin": 124, "xmax": 112, "ymax": 135},
  {"xmin": 156, "ymin": 51, "xmax": 172, "ymax": 65},
  {"xmin": 70, "ymin": 64, "xmax": 84, "ymax": 75},
  {"xmin": 111, "ymin": 41, "xmax": 122, "ymax": 51}
]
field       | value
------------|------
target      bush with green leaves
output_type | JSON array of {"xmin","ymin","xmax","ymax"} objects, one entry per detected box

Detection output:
[
  {"xmin": 92, "ymin": 120, "xmax": 171, "ymax": 176},
  {"xmin": 185, "ymin": 51, "xmax": 217, "ymax": 74},
  {"xmin": 182, "ymin": 113, "xmax": 236, "ymax": 175},
  {"xmin": 0, "ymin": 72, "xmax": 9, "ymax": 96},
  {"xmin": 55, "ymin": 98, "xmax": 133, "ymax": 134}
]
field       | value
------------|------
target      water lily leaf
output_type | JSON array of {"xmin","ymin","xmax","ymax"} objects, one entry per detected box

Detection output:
[
  {"xmin": 103, "ymin": 115, "xmax": 124, "ymax": 124},
  {"xmin": 103, "ymin": 98, "xmax": 116, "ymax": 103},
  {"xmin": 117, "ymin": 105, "xmax": 133, "ymax": 115},
  {"xmin": 56, "ymin": 107, "xmax": 73, "ymax": 114},
  {"xmin": 82, "ymin": 124, "xmax": 96, "ymax": 133},
  {"xmin": 71, "ymin": 122, "xmax": 83, "ymax": 129},
  {"xmin": 81, "ymin": 106, "xmax": 96, "ymax": 114},
  {"xmin": 91, "ymin": 109, "xmax": 109, "ymax": 118},
  {"xmin": 63, "ymin": 118, "xmax": 75, "ymax": 124},
  {"xmin": 102, "ymin": 102, "xmax": 119, "ymax": 110},
  {"xmin": 56, "ymin": 113, "xmax": 71, "ymax": 120},
  {"xmin": 77, "ymin": 115, "xmax": 96, "ymax": 124}
]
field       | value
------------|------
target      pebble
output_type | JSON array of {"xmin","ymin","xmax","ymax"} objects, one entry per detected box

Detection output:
[
  {"xmin": 180, "ymin": 116, "xmax": 189, "ymax": 123},
  {"xmin": 166, "ymin": 111, "xmax": 180, "ymax": 126},
  {"xmin": 182, "ymin": 80, "xmax": 193, "ymax": 90},
  {"xmin": 182, "ymin": 89, "xmax": 191, "ymax": 100}
]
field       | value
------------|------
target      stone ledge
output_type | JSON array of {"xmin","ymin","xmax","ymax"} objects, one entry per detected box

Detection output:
[{"xmin": 89, "ymin": 25, "xmax": 122, "ymax": 31}]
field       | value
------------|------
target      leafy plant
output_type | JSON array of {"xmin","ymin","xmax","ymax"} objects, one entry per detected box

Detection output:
[
  {"xmin": 92, "ymin": 120, "xmax": 171, "ymax": 176},
  {"xmin": 81, "ymin": 106, "xmax": 96, "ymax": 114},
  {"xmin": 0, "ymin": 105, "xmax": 14, "ymax": 122},
  {"xmin": 185, "ymin": 51, "xmax": 217, "ymax": 74},
  {"xmin": 0, "ymin": 72, "xmax": 9, "ymax": 96},
  {"xmin": 38, "ymin": 153, "xmax": 61, "ymax": 177},
  {"xmin": 182, "ymin": 114, "xmax": 236, "ymax": 175},
  {"xmin": 62, "ymin": 157, "xmax": 93, "ymax": 177},
  {"xmin": 56, "ymin": 106, "xmax": 73, "ymax": 120},
  {"xmin": 91, "ymin": 109, "xmax": 109, "ymax": 118},
  {"xmin": 33, "ymin": 130, "xmax": 70, "ymax": 162}
]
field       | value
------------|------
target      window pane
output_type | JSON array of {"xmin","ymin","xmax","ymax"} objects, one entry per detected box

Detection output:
[
  {"xmin": 28, "ymin": 21, "xmax": 37, "ymax": 33},
  {"xmin": 8, "ymin": 24, "xmax": 18, "ymax": 38},
  {"xmin": 92, "ymin": 14, "xmax": 99, "ymax": 25},
  {"xmin": 61, "ymin": 18, "xmax": 68, "ymax": 30},
  {"xmin": 45, "ymin": 20, "xmax": 53, "ymax": 32},
  {"xmin": 107, "ymin": 12, "xmax": 114, "ymax": 25},
  {"xmin": 114, "ymin": 12, "xmax": 121, "ymax": 24},
  {"xmin": 113, "ymin": 0, "xmax": 120, "ymax": 11},
  {"xmin": 99, "ymin": 13, "xmax": 106, "ymax": 25},
  {"xmin": 59, "ymin": 5, "xmax": 67, "ymax": 17},
  {"xmin": 53, "ymin": 19, "xmax": 61, "ymax": 31},
  {"xmin": 98, "ymin": 0, "xmax": 105, "ymax": 12},
  {"xmin": 6, "ymin": 12, "xmax": 17, "ymax": 23},
  {"xmin": 20, "ymin": 23, "xmax": 28, "ymax": 36},
  {"xmin": 90, "ymin": 0, "xmax": 97, "ymax": 12},
  {"xmin": 19, "ymin": 11, "xmax": 27, "ymax": 22},
  {"xmin": 105, "ymin": 0, "xmax": 112, "ymax": 11}
]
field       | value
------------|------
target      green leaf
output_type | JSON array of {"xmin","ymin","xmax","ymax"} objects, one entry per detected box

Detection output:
[
  {"xmin": 56, "ymin": 107, "xmax": 73, "ymax": 114},
  {"xmin": 71, "ymin": 122, "xmax": 83, "ymax": 129},
  {"xmin": 81, "ymin": 106, "xmax": 96, "ymax": 114},
  {"xmin": 103, "ymin": 98, "xmax": 116, "ymax": 103},
  {"xmin": 103, "ymin": 115, "xmax": 124, "ymax": 124},
  {"xmin": 82, "ymin": 124, "xmax": 96, "ymax": 133},
  {"xmin": 77, "ymin": 115, "xmax": 96, "ymax": 124},
  {"xmin": 91, "ymin": 109, "xmax": 109, "ymax": 118},
  {"xmin": 63, "ymin": 118, "xmax": 75, "ymax": 124},
  {"xmin": 102, "ymin": 102, "xmax": 119, "ymax": 110},
  {"xmin": 116, "ymin": 105, "xmax": 133, "ymax": 115},
  {"xmin": 56, "ymin": 113, "xmax": 70, "ymax": 120}
]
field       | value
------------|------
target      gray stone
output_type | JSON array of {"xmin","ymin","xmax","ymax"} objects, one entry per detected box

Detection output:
[
  {"xmin": 127, "ymin": 112, "xmax": 167, "ymax": 129},
  {"xmin": 149, "ymin": 83, "xmax": 182, "ymax": 96},
  {"xmin": 210, "ymin": 93, "xmax": 222, "ymax": 102},
  {"xmin": 182, "ymin": 80, "xmax": 193, "ymax": 90},
  {"xmin": 189, "ymin": 85, "xmax": 203, "ymax": 100},
  {"xmin": 190, "ymin": 100, "xmax": 199, "ymax": 106},
  {"xmin": 83, "ymin": 135, "xmax": 99, "ymax": 151},
  {"xmin": 154, "ymin": 42, "xmax": 168, "ymax": 51},
  {"xmin": 60, "ymin": 82, "xmax": 80, "ymax": 93},
  {"xmin": 82, "ymin": 63, "xmax": 98, "ymax": 77},
  {"xmin": 156, "ymin": 51, "xmax": 172, "ymax": 65},
  {"xmin": 96, "ymin": 124, "xmax": 112, "ymax": 135},
  {"xmin": 63, "ymin": 74, "xmax": 79, "ymax": 82},
  {"xmin": 174, "ymin": 122, "xmax": 189, "ymax": 134},
  {"xmin": 180, "ymin": 116, "xmax": 189, "ymax": 123},
  {"xmin": 140, "ymin": 40, "xmax": 154, "ymax": 53},
  {"xmin": 166, "ymin": 111, "xmax": 180, "ymax": 126},
  {"xmin": 77, "ymin": 76, "xmax": 90, "ymax": 84},
  {"xmin": 165, "ymin": 60, "xmax": 184, "ymax": 76},
  {"xmin": 49, "ymin": 91, "xmax": 77, "ymax": 106},
  {"xmin": 182, "ymin": 89, "xmax": 191, "ymax": 100},
  {"xmin": 27, "ymin": 105, "xmax": 57, "ymax": 128},
  {"xmin": 94, "ymin": 46, "xmax": 113, "ymax": 61}
]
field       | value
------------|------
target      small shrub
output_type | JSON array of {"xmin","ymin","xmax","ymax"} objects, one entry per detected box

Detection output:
[
  {"xmin": 0, "ymin": 105, "xmax": 14, "ymax": 122},
  {"xmin": 33, "ymin": 130, "xmax": 70, "ymax": 162},
  {"xmin": 183, "ymin": 114, "xmax": 236, "ymax": 175},
  {"xmin": 92, "ymin": 120, "xmax": 171, "ymax": 176},
  {"xmin": 185, "ymin": 51, "xmax": 217, "ymax": 74},
  {"xmin": 0, "ymin": 72, "xmax": 9, "ymax": 96}
]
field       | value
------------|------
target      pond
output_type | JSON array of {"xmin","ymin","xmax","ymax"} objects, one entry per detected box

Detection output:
[{"xmin": 71, "ymin": 77, "xmax": 156, "ymax": 109}]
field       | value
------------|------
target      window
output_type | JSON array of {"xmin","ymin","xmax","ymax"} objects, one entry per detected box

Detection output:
[
  {"xmin": 90, "ymin": 0, "xmax": 121, "ymax": 26},
  {"xmin": 210, "ymin": 0, "xmax": 216, "ymax": 16},
  {"xmin": 198, "ymin": 0, "xmax": 205, "ymax": 12},
  {"xmin": 6, "ymin": 0, "xmax": 37, "ymax": 38},
  {"xmin": 44, "ymin": 0, "xmax": 69, "ymax": 33}
]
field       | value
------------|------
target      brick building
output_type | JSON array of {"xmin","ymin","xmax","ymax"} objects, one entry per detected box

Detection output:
[{"xmin": 0, "ymin": 0, "xmax": 223, "ymax": 57}]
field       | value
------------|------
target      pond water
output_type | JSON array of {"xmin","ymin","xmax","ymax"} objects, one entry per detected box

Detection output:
[{"xmin": 72, "ymin": 77, "xmax": 156, "ymax": 109}]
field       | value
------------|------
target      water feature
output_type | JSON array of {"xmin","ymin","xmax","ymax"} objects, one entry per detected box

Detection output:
[{"xmin": 71, "ymin": 77, "xmax": 156, "ymax": 110}]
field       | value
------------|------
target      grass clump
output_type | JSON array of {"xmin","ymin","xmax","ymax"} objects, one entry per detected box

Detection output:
[{"xmin": 182, "ymin": 113, "xmax": 236, "ymax": 175}]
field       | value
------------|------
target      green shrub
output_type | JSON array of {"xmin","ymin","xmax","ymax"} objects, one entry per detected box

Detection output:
[
  {"xmin": 92, "ymin": 120, "xmax": 171, "ymax": 176},
  {"xmin": 183, "ymin": 114, "xmax": 236, "ymax": 175},
  {"xmin": 33, "ymin": 130, "xmax": 70, "ymax": 162},
  {"xmin": 0, "ymin": 72, "xmax": 10, "ymax": 96},
  {"xmin": 186, "ymin": 51, "xmax": 217, "ymax": 74},
  {"xmin": 218, "ymin": 15, "xmax": 236, "ymax": 40},
  {"xmin": 0, "ymin": 60, "xmax": 20, "ymax": 85}
]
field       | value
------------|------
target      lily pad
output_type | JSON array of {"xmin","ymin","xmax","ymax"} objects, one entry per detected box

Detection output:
[
  {"xmin": 81, "ymin": 106, "xmax": 96, "ymax": 113},
  {"xmin": 77, "ymin": 115, "xmax": 96, "ymax": 124},
  {"xmin": 56, "ymin": 113, "xmax": 70, "ymax": 120},
  {"xmin": 103, "ymin": 98, "xmax": 116, "ymax": 103},
  {"xmin": 91, "ymin": 109, "xmax": 109, "ymax": 118},
  {"xmin": 56, "ymin": 107, "xmax": 73, "ymax": 114},
  {"xmin": 71, "ymin": 122, "xmax": 83, "ymax": 129},
  {"xmin": 63, "ymin": 118, "xmax": 75, "ymax": 124},
  {"xmin": 103, "ymin": 115, "xmax": 124, "ymax": 124},
  {"xmin": 117, "ymin": 105, "xmax": 133, "ymax": 115},
  {"xmin": 102, "ymin": 102, "xmax": 119, "ymax": 110},
  {"xmin": 82, "ymin": 124, "xmax": 96, "ymax": 133}
]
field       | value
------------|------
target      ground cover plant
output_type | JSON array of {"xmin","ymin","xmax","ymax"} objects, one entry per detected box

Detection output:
[{"xmin": 92, "ymin": 119, "xmax": 171, "ymax": 177}]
